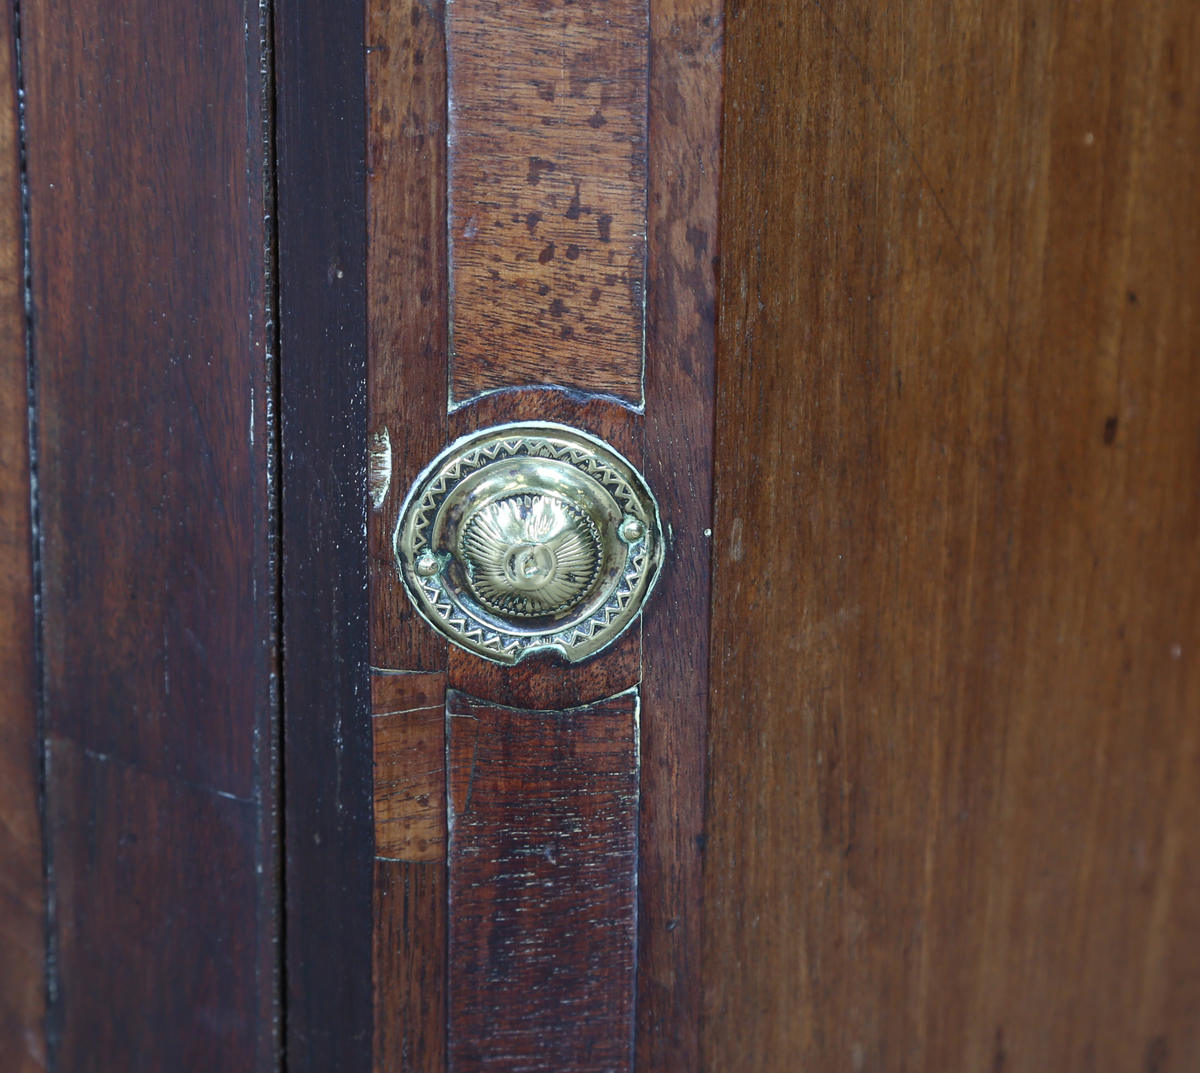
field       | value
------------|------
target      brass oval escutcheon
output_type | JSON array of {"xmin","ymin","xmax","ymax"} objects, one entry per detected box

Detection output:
[{"xmin": 394, "ymin": 422, "xmax": 663, "ymax": 664}]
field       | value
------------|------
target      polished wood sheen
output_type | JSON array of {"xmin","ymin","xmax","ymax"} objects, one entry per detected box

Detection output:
[
  {"xmin": 447, "ymin": 689, "xmax": 639, "ymax": 1072},
  {"xmin": 706, "ymin": 0, "xmax": 1200, "ymax": 1068},
  {"xmin": 0, "ymin": 8, "xmax": 43, "ymax": 1069},
  {"xmin": 23, "ymin": 0, "xmax": 277, "ymax": 1066},
  {"xmin": 446, "ymin": 0, "xmax": 649, "ymax": 407}
]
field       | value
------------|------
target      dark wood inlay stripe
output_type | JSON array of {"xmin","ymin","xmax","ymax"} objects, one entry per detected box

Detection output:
[
  {"xmin": 374, "ymin": 859, "xmax": 447, "ymax": 1073},
  {"xmin": 0, "ymin": 7, "xmax": 43, "ymax": 1065},
  {"xmin": 636, "ymin": 0, "xmax": 723, "ymax": 1067}
]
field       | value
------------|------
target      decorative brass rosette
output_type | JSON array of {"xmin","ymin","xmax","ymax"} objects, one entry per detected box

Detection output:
[{"xmin": 394, "ymin": 422, "xmax": 663, "ymax": 664}]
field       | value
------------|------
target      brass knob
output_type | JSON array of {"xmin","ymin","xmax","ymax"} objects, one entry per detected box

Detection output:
[{"xmin": 395, "ymin": 422, "xmax": 663, "ymax": 664}]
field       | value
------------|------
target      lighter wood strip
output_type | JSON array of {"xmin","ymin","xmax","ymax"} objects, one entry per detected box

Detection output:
[
  {"xmin": 372, "ymin": 672, "xmax": 447, "ymax": 863},
  {"xmin": 447, "ymin": 0, "xmax": 649, "ymax": 406}
]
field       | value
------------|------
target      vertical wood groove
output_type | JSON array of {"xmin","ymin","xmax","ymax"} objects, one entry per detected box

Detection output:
[
  {"xmin": 277, "ymin": 0, "xmax": 372, "ymax": 1065},
  {"xmin": 0, "ymin": 1, "xmax": 43, "ymax": 1066}
]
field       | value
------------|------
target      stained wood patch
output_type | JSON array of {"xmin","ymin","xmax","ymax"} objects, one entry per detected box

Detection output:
[
  {"xmin": 447, "ymin": 689, "xmax": 639, "ymax": 1072},
  {"xmin": 447, "ymin": 0, "xmax": 649, "ymax": 407},
  {"xmin": 373, "ymin": 672, "xmax": 448, "ymax": 862}
]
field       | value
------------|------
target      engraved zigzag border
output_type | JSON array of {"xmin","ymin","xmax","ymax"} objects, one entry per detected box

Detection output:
[
  {"xmin": 404, "ymin": 430, "xmax": 654, "ymax": 660},
  {"xmin": 411, "ymin": 437, "xmax": 642, "ymax": 552}
]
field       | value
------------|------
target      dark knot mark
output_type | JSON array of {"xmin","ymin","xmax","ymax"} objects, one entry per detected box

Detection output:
[
  {"xmin": 527, "ymin": 157, "xmax": 556, "ymax": 184},
  {"xmin": 565, "ymin": 180, "xmax": 590, "ymax": 221}
]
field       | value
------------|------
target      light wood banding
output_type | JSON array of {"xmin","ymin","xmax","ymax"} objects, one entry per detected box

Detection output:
[{"xmin": 447, "ymin": 0, "xmax": 649, "ymax": 407}]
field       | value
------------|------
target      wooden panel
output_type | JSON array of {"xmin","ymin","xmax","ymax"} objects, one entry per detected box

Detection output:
[
  {"xmin": 447, "ymin": 0, "xmax": 648, "ymax": 407},
  {"xmin": 368, "ymin": 0, "xmax": 721, "ymax": 1065},
  {"xmin": 47, "ymin": 737, "xmax": 265, "ymax": 1070},
  {"xmin": 706, "ymin": 0, "xmax": 1200, "ymax": 1069},
  {"xmin": 366, "ymin": 5, "xmax": 450, "ymax": 1069},
  {"xmin": 636, "ymin": 0, "xmax": 722, "ymax": 1067},
  {"xmin": 373, "ymin": 672, "xmax": 447, "ymax": 862},
  {"xmin": 0, "ymin": 6, "xmax": 43, "ymax": 1069},
  {"xmin": 375, "ymin": 860, "xmax": 447, "ymax": 1073},
  {"xmin": 22, "ymin": 0, "xmax": 276, "ymax": 1066},
  {"xmin": 447, "ymin": 689, "xmax": 638, "ymax": 1072},
  {"xmin": 368, "ymin": 0, "xmax": 449, "ymax": 672},
  {"xmin": 276, "ymin": 0, "xmax": 373, "ymax": 1067}
]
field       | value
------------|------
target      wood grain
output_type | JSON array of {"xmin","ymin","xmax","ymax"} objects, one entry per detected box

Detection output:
[
  {"xmin": 369, "ymin": 0, "xmax": 450, "ymax": 672},
  {"xmin": 366, "ymin": 5, "xmax": 450, "ymax": 1069},
  {"xmin": 447, "ymin": 688, "xmax": 639, "ymax": 1072},
  {"xmin": 636, "ymin": 0, "xmax": 722, "ymax": 1067},
  {"xmin": 0, "ymin": 5, "xmax": 43, "ymax": 1068},
  {"xmin": 46, "ymin": 737, "xmax": 266, "ymax": 1070},
  {"xmin": 276, "ymin": 0, "xmax": 373, "ymax": 1066},
  {"xmin": 374, "ymin": 672, "xmax": 447, "ymax": 862},
  {"xmin": 22, "ymin": 0, "xmax": 276, "ymax": 1066},
  {"xmin": 706, "ymin": 0, "xmax": 1200, "ymax": 1068},
  {"xmin": 375, "ymin": 859, "xmax": 448, "ymax": 1073},
  {"xmin": 446, "ymin": 0, "xmax": 648, "ymax": 407}
]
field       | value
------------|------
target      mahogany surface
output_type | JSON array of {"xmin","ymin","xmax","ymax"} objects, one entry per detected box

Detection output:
[
  {"xmin": 706, "ymin": 0, "xmax": 1200, "ymax": 1068},
  {"xmin": 22, "ymin": 0, "xmax": 277, "ymax": 1067}
]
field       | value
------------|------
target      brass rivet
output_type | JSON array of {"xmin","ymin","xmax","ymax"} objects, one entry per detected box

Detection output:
[{"xmin": 619, "ymin": 516, "xmax": 645, "ymax": 543}]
